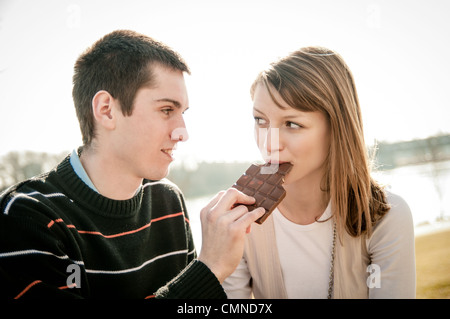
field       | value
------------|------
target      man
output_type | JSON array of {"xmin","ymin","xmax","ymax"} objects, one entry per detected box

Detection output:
[{"xmin": 0, "ymin": 30, "xmax": 264, "ymax": 299}]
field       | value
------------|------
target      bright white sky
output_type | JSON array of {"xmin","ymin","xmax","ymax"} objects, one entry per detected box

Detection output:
[{"xmin": 1, "ymin": 0, "xmax": 449, "ymax": 163}]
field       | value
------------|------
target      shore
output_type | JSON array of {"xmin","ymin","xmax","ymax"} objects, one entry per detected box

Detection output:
[
  {"xmin": 415, "ymin": 223, "xmax": 450, "ymax": 298},
  {"xmin": 414, "ymin": 220, "xmax": 450, "ymax": 237}
]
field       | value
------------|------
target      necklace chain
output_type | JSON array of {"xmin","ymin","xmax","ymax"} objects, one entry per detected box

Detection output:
[{"xmin": 327, "ymin": 222, "xmax": 337, "ymax": 299}]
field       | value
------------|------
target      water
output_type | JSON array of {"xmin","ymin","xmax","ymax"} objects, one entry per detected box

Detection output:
[
  {"xmin": 373, "ymin": 160, "xmax": 450, "ymax": 236},
  {"xmin": 185, "ymin": 160, "xmax": 450, "ymax": 249}
]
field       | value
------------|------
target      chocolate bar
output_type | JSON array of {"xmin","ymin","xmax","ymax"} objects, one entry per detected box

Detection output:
[{"xmin": 232, "ymin": 162, "xmax": 293, "ymax": 224}]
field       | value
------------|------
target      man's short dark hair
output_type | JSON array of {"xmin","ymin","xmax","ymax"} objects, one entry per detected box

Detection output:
[{"xmin": 72, "ymin": 29, "xmax": 190, "ymax": 145}]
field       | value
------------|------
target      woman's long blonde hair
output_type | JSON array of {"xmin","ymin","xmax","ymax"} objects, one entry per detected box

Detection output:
[{"xmin": 251, "ymin": 46, "xmax": 390, "ymax": 238}]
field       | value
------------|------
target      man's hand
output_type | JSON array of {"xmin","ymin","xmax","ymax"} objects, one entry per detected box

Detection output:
[{"xmin": 197, "ymin": 188, "xmax": 265, "ymax": 283}]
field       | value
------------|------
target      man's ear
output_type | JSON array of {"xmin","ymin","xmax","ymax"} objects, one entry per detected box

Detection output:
[{"xmin": 92, "ymin": 90, "xmax": 117, "ymax": 130}]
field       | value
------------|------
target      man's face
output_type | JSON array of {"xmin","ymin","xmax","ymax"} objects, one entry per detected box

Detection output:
[{"xmin": 111, "ymin": 64, "xmax": 189, "ymax": 181}]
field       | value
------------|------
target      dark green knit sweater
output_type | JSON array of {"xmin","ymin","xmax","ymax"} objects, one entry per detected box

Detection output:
[{"xmin": 0, "ymin": 154, "xmax": 226, "ymax": 299}]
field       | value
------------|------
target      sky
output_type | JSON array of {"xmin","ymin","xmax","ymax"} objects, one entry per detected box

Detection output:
[{"xmin": 1, "ymin": 0, "xmax": 449, "ymax": 163}]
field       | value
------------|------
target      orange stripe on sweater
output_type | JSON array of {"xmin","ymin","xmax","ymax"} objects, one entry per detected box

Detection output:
[
  {"xmin": 14, "ymin": 280, "xmax": 42, "ymax": 299},
  {"xmin": 59, "ymin": 283, "xmax": 77, "ymax": 290},
  {"xmin": 48, "ymin": 212, "xmax": 186, "ymax": 238},
  {"xmin": 14, "ymin": 281, "xmax": 78, "ymax": 299},
  {"xmin": 47, "ymin": 218, "xmax": 64, "ymax": 228}
]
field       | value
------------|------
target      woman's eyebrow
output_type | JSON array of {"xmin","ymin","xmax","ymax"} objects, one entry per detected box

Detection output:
[
  {"xmin": 283, "ymin": 114, "xmax": 305, "ymax": 119},
  {"xmin": 253, "ymin": 106, "xmax": 265, "ymax": 114},
  {"xmin": 253, "ymin": 106, "xmax": 305, "ymax": 119}
]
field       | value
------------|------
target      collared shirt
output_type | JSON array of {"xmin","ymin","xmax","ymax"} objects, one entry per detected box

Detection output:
[{"xmin": 69, "ymin": 149, "xmax": 99, "ymax": 192}]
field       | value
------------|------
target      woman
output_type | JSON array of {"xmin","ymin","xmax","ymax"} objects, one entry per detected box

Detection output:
[{"xmin": 223, "ymin": 47, "xmax": 416, "ymax": 298}]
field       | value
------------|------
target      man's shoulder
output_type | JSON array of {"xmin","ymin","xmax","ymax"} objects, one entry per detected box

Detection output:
[
  {"xmin": 0, "ymin": 171, "xmax": 65, "ymax": 217},
  {"xmin": 143, "ymin": 178, "xmax": 183, "ymax": 196},
  {"xmin": 141, "ymin": 178, "xmax": 188, "ymax": 217}
]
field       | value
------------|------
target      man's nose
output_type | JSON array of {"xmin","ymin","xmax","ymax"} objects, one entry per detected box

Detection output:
[
  {"xmin": 169, "ymin": 113, "xmax": 189, "ymax": 142},
  {"xmin": 171, "ymin": 127, "xmax": 189, "ymax": 142}
]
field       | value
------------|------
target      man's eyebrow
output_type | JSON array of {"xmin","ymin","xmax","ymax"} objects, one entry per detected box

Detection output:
[{"xmin": 155, "ymin": 98, "xmax": 182, "ymax": 108}]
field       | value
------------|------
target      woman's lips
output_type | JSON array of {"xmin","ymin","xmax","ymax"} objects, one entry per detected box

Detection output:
[{"xmin": 267, "ymin": 160, "xmax": 289, "ymax": 165}]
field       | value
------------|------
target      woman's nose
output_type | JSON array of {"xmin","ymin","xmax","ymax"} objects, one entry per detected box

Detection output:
[{"xmin": 256, "ymin": 127, "xmax": 281, "ymax": 156}]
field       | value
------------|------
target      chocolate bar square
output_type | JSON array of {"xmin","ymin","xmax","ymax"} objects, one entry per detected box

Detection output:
[{"xmin": 232, "ymin": 162, "xmax": 293, "ymax": 224}]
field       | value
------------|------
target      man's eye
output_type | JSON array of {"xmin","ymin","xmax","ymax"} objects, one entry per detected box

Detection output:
[{"xmin": 162, "ymin": 108, "xmax": 173, "ymax": 115}]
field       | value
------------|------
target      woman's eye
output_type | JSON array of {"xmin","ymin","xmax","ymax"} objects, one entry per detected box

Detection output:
[
  {"xmin": 286, "ymin": 121, "xmax": 302, "ymax": 129},
  {"xmin": 254, "ymin": 117, "xmax": 267, "ymax": 125}
]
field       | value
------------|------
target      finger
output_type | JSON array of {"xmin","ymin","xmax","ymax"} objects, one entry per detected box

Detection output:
[
  {"xmin": 220, "ymin": 205, "xmax": 264, "ymax": 231},
  {"xmin": 200, "ymin": 191, "xmax": 226, "ymax": 223},
  {"xmin": 234, "ymin": 207, "xmax": 265, "ymax": 230},
  {"xmin": 213, "ymin": 188, "xmax": 255, "ymax": 213},
  {"xmin": 221, "ymin": 204, "xmax": 251, "ymax": 223}
]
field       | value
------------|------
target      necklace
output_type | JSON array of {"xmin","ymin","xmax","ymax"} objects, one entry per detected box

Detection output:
[{"xmin": 327, "ymin": 222, "xmax": 337, "ymax": 299}]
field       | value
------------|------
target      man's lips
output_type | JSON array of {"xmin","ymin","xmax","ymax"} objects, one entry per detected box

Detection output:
[
  {"xmin": 161, "ymin": 143, "xmax": 179, "ymax": 159},
  {"xmin": 161, "ymin": 149, "xmax": 174, "ymax": 157}
]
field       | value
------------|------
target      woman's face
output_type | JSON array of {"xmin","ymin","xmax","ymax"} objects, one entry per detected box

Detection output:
[{"xmin": 252, "ymin": 83, "xmax": 331, "ymax": 186}]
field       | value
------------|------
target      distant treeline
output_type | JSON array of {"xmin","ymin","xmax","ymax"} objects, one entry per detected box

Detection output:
[
  {"xmin": 167, "ymin": 161, "xmax": 252, "ymax": 198},
  {"xmin": 1, "ymin": 133, "xmax": 449, "ymax": 198},
  {"xmin": 374, "ymin": 133, "xmax": 450, "ymax": 169},
  {"xmin": 0, "ymin": 151, "xmax": 67, "ymax": 192}
]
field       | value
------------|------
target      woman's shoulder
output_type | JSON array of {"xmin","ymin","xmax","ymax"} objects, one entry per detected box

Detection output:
[
  {"xmin": 384, "ymin": 190, "xmax": 413, "ymax": 224},
  {"xmin": 370, "ymin": 189, "xmax": 414, "ymax": 241},
  {"xmin": 385, "ymin": 190, "xmax": 411, "ymax": 215}
]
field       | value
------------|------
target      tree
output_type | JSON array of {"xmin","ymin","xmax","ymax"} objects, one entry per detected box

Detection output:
[{"xmin": 0, "ymin": 151, "xmax": 67, "ymax": 191}]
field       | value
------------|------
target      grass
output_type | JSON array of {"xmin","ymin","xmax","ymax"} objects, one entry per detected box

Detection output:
[{"xmin": 415, "ymin": 229, "xmax": 450, "ymax": 298}]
